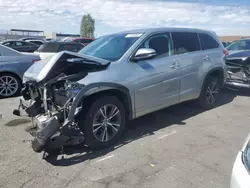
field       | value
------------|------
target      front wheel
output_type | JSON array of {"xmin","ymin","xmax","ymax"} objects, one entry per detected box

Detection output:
[
  {"xmin": 198, "ymin": 76, "xmax": 221, "ymax": 110},
  {"xmin": 78, "ymin": 96, "xmax": 126, "ymax": 149}
]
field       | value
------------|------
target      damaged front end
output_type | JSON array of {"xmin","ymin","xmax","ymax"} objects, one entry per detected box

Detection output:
[
  {"xmin": 226, "ymin": 51, "xmax": 250, "ymax": 89},
  {"xmin": 13, "ymin": 51, "xmax": 110, "ymax": 153}
]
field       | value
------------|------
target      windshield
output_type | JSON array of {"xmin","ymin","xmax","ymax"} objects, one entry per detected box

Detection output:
[
  {"xmin": 226, "ymin": 39, "xmax": 250, "ymax": 51},
  {"xmin": 78, "ymin": 33, "xmax": 143, "ymax": 61}
]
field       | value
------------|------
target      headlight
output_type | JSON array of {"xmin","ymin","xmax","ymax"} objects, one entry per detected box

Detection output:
[{"xmin": 242, "ymin": 137, "xmax": 250, "ymax": 174}]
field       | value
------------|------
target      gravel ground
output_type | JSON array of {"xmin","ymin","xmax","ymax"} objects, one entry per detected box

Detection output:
[{"xmin": 0, "ymin": 89, "xmax": 249, "ymax": 188}]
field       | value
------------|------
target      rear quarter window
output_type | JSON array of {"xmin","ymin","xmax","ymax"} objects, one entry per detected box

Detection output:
[
  {"xmin": 198, "ymin": 33, "xmax": 219, "ymax": 50},
  {"xmin": 36, "ymin": 43, "xmax": 59, "ymax": 52},
  {"xmin": 171, "ymin": 32, "xmax": 201, "ymax": 55},
  {"xmin": 58, "ymin": 44, "xmax": 84, "ymax": 52}
]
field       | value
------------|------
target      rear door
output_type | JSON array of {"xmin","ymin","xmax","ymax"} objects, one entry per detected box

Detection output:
[
  {"xmin": 171, "ymin": 32, "xmax": 204, "ymax": 102},
  {"xmin": 198, "ymin": 32, "xmax": 221, "ymax": 67}
]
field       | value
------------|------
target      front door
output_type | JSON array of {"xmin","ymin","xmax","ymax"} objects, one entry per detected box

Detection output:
[{"xmin": 132, "ymin": 33, "xmax": 180, "ymax": 117}]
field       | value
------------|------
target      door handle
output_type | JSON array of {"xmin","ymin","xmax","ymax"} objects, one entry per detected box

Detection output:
[{"xmin": 203, "ymin": 55, "xmax": 210, "ymax": 61}]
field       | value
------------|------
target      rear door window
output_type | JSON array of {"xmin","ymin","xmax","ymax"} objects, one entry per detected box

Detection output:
[
  {"xmin": 21, "ymin": 42, "xmax": 28, "ymax": 46},
  {"xmin": 171, "ymin": 32, "xmax": 201, "ymax": 55},
  {"xmin": 15, "ymin": 41, "xmax": 23, "ymax": 46},
  {"xmin": 199, "ymin": 33, "xmax": 219, "ymax": 50}
]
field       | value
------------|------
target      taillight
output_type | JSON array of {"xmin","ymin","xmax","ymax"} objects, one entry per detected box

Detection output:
[
  {"xmin": 32, "ymin": 59, "xmax": 40, "ymax": 63},
  {"xmin": 223, "ymin": 49, "xmax": 229, "ymax": 56}
]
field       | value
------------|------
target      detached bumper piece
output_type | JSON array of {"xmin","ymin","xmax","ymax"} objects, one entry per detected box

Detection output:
[
  {"xmin": 32, "ymin": 116, "xmax": 61, "ymax": 152},
  {"xmin": 226, "ymin": 78, "xmax": 250, "ymax": 89},
  {"xmin": 12, "ymin": 97, "xmax": 43, "ymax": 118}
]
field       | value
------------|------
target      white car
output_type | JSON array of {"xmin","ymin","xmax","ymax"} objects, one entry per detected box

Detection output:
[
  {"xmin": 231, "ymin": 133, "xmax": 250, "ymax": 188},
  {"xmin": 34, "ymin": 42, "xmax": 84, "ymax": 59}
]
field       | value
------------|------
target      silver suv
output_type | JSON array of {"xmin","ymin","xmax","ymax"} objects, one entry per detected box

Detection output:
[{"xmin": 14, "ymin": 28, "xmax": 227, "ymax": 152}]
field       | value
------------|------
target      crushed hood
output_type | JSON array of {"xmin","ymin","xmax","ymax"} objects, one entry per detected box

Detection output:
[
  {"xmin": 23, "ymin": 51, "xmax": 110, "ymax": 83},
  {"xmin": 227, "ymin": 50, "xmax": 250, "ymax": 59}
]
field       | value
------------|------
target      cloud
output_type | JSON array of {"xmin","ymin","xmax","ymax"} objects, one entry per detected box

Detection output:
[{"xmin": 0, "ymin": 0, "xmax": 250, "ymax": 35}]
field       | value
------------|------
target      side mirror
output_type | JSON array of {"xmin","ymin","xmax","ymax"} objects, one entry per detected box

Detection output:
[{"xmin": 131, "ymin": 48, "xmax": 156, "ymax": 61}]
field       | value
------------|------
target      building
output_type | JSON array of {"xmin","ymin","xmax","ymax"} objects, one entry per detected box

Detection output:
[
  {"xmin": 45, "ymin": 32, "xmax": 80, "ymax": 40},
  {"xmin": 0, "ymin": 29, "xmax": 45, "ymax": 40}
]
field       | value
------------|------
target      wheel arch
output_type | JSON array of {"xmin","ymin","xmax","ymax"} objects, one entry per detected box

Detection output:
[
  {"xmin": 202, "ymin": 67, "xmax": 225, "ymax": 89},
  {"xmin": 67, "ymin": 82, "xmax": 134, "ymax": 122},
  {"xmin": 0, "ymin": 71, "xmax": 22, "ymax": 81}
]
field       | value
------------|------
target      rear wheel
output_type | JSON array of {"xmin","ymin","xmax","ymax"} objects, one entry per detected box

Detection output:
[
  {"xmin": 78, "ymin": 96, "xmax": 126, "ymax": 149},
  {"xmin": 198, "ymin": 76, "xmax": 221, "ymax": 110},
  {"xmin": 0, "ymin": 73, "xmax": 22, "ymax": 98}
]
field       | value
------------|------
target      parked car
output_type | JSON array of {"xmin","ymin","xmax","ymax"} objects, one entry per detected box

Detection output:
[
  {"xmin": 71, "ymin": 37, "xmax": 94, "ymax": 46},
  {"xmin": 226, "ymin": 38, "xmax": 250, "ymax": 52},
  {"xmin": 224, "ymin": 38, "xmax": 250, "ymax": 89},
  {"xmin": 34, "ymin": 42, "xmax": 84, "ymax": 59},
  {"xmin": 26, "ymin": 39, "xmax": 44, "ymax": 46},
  {"xmin": 13, "ymin": 28, "xmax": 227, "ymax": 153},
  {"xmin": 20, "ymin": 37, "xmax": 46, "ymax": 42},
  {"xmin": 0, "ymin": 44, "xmax": 40, "ymax": 97},
  {"xmin": 1, "ymin": 40, "xmax": 40, "ymax": 52},
  {"xmin": 222, "ymin": 42, "xmax": 231, "ymax": 47},
  {"xmin": 231, "ymin": 133, "xmax": 250, "ymax": 188}
]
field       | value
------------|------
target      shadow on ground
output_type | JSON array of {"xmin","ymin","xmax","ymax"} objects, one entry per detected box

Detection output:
[{"xmin": 42, "ymin": 89, "xmax": 241, "ymax": 166}]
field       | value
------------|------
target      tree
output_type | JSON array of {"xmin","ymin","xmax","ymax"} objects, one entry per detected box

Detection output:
[{"xmin": 80, "ymin": 14, "xmax": 95, "ymax": 38}]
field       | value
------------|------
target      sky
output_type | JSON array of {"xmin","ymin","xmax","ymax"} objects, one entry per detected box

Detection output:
[{"xmin": 0, "ymin": 0, "xmax": 250, "ymax": 36}]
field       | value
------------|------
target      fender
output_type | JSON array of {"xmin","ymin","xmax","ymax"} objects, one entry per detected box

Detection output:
[
  {"xmin": 66, "ymin": 82, "xmax": 134, "ymax": 122},
  {"xmin": 200, "ymin": 66, "xmax": 226, "ymax": 91}
]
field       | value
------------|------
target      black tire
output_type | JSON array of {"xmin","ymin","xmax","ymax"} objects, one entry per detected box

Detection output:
[
  {"xmin": 0, "ymin": 73, "xmax": 22, "ymax": 98},
  {"xmin": 198, "ymin": 76, "xmax": 221, "ymax": 110},
  {"xmin": 78, "ymin": 95, "xmax": 126, "ymax": 149}
]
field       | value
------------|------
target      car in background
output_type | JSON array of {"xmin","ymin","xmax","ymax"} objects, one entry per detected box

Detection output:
[
  {"xmin": 222, "ymin": 42, "xmax": 231, "ymax": 47},
  {"xmin": 26, "ymin": 39, "xmax": 44, "ymax": 46},
  {"xmin": 231, "ymin": 133, "xmax": 250, "ymax": 188},
  {"xmin": 0, "ymin": 44, "xmax": 40, "ymax": 97},
  {"xmin": 226, "ymin": 38, "xmax": 250, "ymax": 52},
  {"xmin": 61, "ymin": 37, "xmax": 74, "ymax": 42},
  {"xmin": 20, "ymin": 37, "xmax": 46, "ymax": 42},
  {"xmin": 1, "ymin": 40, "xmax": 40, "ymax": 52},
  {"xmin": 34, "ymin": 42, "xmax": 84, "ymax": 59},
  {"xmin": 71, "ymin": 37, "xmax": 94, "ymax": 46},
  {"xmin": 45, "ymin": 38, "xmax": 53, "ymax": 42}
]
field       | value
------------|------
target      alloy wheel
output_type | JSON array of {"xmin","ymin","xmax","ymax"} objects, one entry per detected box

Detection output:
[
  {"xmin": 0, "ymin": 75, "xmax": 19, "ymax": 97},
  {"xmin": 92, "ymin": 104, "xmax": 121, "ymax": 142},
  {"xmin": 205, "ymin": 81, "xmax": 219, "ymax": 104}
]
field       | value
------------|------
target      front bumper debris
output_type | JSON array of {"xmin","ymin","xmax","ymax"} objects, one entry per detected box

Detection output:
[
  {"xmin": 225, "ymin": 71, "xmax": 250, "ymax": 89},
  {"xmin": 31, "ymin": 116, "xmax": 61, "ymax": 152},
  {"xmin": 13, "ymin": 98, "xmax": 84, "ymax": 153}
]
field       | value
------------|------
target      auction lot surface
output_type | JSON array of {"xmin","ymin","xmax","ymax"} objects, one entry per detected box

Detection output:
[{"xmin": 0, "ymin": 90, "xmax": 250, "ymax": 188}]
